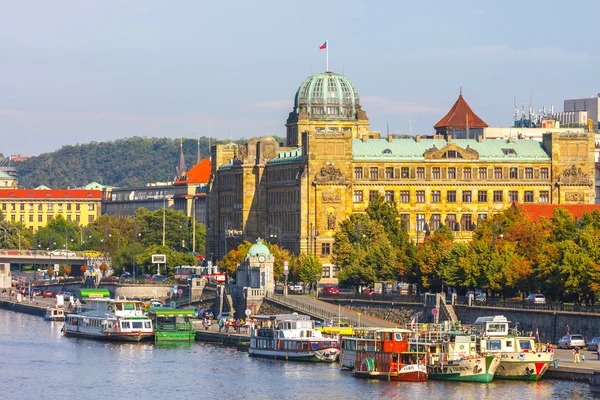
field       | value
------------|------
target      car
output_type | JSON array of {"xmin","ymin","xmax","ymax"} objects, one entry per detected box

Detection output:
[
  {"xmin": 288, "ymin": 282, "xmax": 303, "ymax": 293},
  {"xmin": 83, "ymin": 250, "xmax": 104, "ymax": 258},
  {"xmin": 466, "ymin": 290, "xmax": 487, "ymax": 302},
  {"xmin": 362, "ymin": 288, "xmax": 375, "ymax": 296},
  {"xmin": 558, "ymin": 334, "xmax": 586, "ymax": 349},
  {"xmin": 587, "ymin": 337, "xmax": 600, "ymax": 352},
  {"xmin": 143, "ymin": 274, "xmax": 153, "ymax": 281},
  {"xmin": 57, "ymin": 291, "xmax": 75, "ymax": 301},
  {"xmin": 216, "ymin": 312, "xmax": 232, "ymax": 321},
  {"xmin": 49, "ymin": 250, "xmax": 77, "ymax": 257},
  {"xmin": 199, "ymin": 308, "xmax": 214, "ymax": 319},
  {"xmin": 526, "ymin": 294, "xmax": 547, "ymax": 304},
  {"xmin": 43, "ymin": 289, "xmax": 54, "ymax": 298},
  {"xmin": 120, "ymin": 273, "xmax": 133, "ymax": 281},
  {"xmin": 152, "ymin": 275, "xmax": 167, "ymax": 281},
  {"xmin": 323, "ymin": 285, "xmax": 340, "ymax": 295},
  {"xmin": 31, "ymin": 287, "xmax": 42, "ymax": 296}
]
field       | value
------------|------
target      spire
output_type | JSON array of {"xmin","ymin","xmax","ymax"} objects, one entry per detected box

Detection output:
[{"xmin": 175, "ymin": 137, "xmax": 187, "ymax": 180}]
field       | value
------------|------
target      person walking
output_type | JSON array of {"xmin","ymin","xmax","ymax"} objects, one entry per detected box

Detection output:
[
  {"xmin": 236, "ymin": 318, "xmax": 241, "ymax": 334},
  {"xmin": 573, "ymin": 346, "xmax": 581, "ymax": 363},
  {"xmin": 218, "ymin": 318, "xmax": 224, "ymax": 332}
]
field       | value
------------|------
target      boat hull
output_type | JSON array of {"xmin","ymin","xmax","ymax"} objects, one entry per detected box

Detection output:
[
  {"xmin": 248, "ymin": 348, "xmax": 340, "ymax": 363},
  {"xmin": 354, "ymin": 362, "xmax": 428, "ymax": 382},
  {"xmin": 428, "ymin": 355, "xmax": 500, "ymax": 383},
  {"xmin": 495, "ymin": 360, "xmax": 551, "ymax": 381},
  {"xmin": 64, "ymin": 329, "xmax": 154, "ymax": 342},
  {"xmin": 155, "ymin": 330, "xmax": 196, "ymax": 343}
]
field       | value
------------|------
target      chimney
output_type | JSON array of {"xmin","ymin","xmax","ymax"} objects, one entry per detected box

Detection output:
[
  {"xmin": 387, "ymin": 134, "xmax": 393, "ymax": 142},
  {"xmin": 415, "ymin": 135, "xmax": 421, "ymax": 142},
  {"xmin": 362, "ymin": 135, "xmax": 368, "ymax": 142},
  {"xmin": 447, "ymin": 135, "xmax": 452, "ymax": 142},
  {"xmin": 477, "ymin": 135, "xmax": 483, "ymax": 143}
]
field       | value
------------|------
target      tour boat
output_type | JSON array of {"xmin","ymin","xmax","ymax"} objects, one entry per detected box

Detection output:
[
  {"xmin": 44, "ymin": 306, "xmax": 65, "ymax": 322},
  {"xmin": 147, "ymin": 308, "xmax": 196, "ymax": 342},
  {"xmin": 474, "ymin": 316, "xmax": 553, "ymax": 381},
  {"xmin": 248, "ymin": 314, "xmax": 340, "ymax": 362},
  {"xmin": 426, "ymin": 333, "xmax": 501, "ymax": 383},
  {"xmin": 340, "ymin": 328, "xmax": 379, "ymax": 370},
  {"xmin": 352, "ymin": 328, "xmax": 428, "ymax": 382},
  {"xmin": 63, "ymin": 298, "xmax": 154, "ymax": 342}
]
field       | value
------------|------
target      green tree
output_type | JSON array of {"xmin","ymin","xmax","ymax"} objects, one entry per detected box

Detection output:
[
  {"xmin": 296, "ymin": 253, "xmax": 323, "ymax": 285},
  {"xmin": 136, "ymin": 245, "xmax": 197, "ymax": 277}
]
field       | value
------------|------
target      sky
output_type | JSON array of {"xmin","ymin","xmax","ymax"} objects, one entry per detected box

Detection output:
[{"xmin": 1, "ymin": 0, "xmax": 599, "ymax": 156}]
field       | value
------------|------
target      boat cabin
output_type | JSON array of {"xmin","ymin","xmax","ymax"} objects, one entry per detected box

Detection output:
[
  {"xmin": 374, "ymin": 329, "xmax": 412, "ymax": 352},
  {"xmin": 473, "ymin": 315, "xmax": 510, "ymax": 337}
]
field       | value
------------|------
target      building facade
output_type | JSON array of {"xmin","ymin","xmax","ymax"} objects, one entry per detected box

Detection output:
[
  {"xmin": 0, "ymin": 189, "xmax": 102, "ymax": 232},
  {"xmin": 564, "ymin": 95, "xmax": 600, "ymax": 122},
  {"xmin": 206, "ymin": 72, "xmax": 596, "ymax": 281}
]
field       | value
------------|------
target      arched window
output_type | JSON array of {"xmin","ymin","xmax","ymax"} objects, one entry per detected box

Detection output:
[
  {"xmin": 382, "ymin": 149, "xmax": 392, "ymax": 154},
  {"xmin": 442, "ymin": 150, "xmax": 462, "ymax": 159}
]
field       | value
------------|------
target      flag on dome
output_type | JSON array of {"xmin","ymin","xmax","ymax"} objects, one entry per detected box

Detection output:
[{"xmin": 319, "ymin": 41, "xmax": 327, "ymax": 50}]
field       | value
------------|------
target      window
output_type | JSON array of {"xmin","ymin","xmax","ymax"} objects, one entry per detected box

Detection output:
[
  {"xmin": 76, "ymin": 204, "xmax": 81, "ymax": 211},
  {"xmin": 29, "ymin": 215, "xmax": 33, "ymax": 222},
  {"xmin": 321, "ymin": 243, "xmax": 331, "ymax": 255},
  {"xmin": 67, "ymin": 204, "xmax": 72, "ymax": 211},
  {"xmin": 478, "ymin": 191, "xmax": 488, "ymax": 203},
  {"xmin": 431, "ymin": 190, "xmax": 441, "ymax": 203},
  {"xmin": 448, "ymin": 167, "xmax": 456, "ymax": 179},
  {"xmin": 38, "ymin": 215, "xmax": 43, "ymax": 222},
  {"xmin": 1, "ymin": 204, "xmax": 4, "ymax": 210},
  {"xmin": 417, "ymin": 167, "xmax": 424, "ymax": 179},
  {"xmin": 416, "ymin": 214, "xmax": 426, "ymax": 232},
  {"xmin": 38, "ymin": 204, "xmax": 43, "ymax": 211},
  {"xmin": 432, "ymin": 167, "xmax": 441, "ymax": 179},
  {"xmin": 354, "ymin": 167, "xmax": 363, "ymax": 179},
  {"xmin": 493, "ymin": 190, "xmax": 503, "ymax": 203},
  {"xmin": 384, "ymin": 190, "xmax": 394, "ymax": 202},
  {"xmin": 47, "ymin": 204, "xmax": 53, "ymax": 211},
  {"xmin": 463, "ymin": 190, "xmax": 472, "ymax": 203},
  {"xmin": 462, "ymin": 214, "xmax": 473, "ymax": 231},
  {"xmin": 353, "ymin": 190, "xmax": 363, "ymax": 203},
  {"xmin": 447, "ymin": 190, "xmax": 457, "ymax": 203},
  {"xmin": 494, "ymin": 167, "xmax": 502, "ymax": 179},
  {"xmin": 524, "ymin": 191, "xmax": 534, "ymax": 203},
  {"xmin": 67, "ymin": 215, "xmax": 72, "ymax": 222},
  {"xmin": 76, "ymin": 215, "xmax": 80, "ymax": 222},
  {"xmin": 400, "ymin": 190, "xmax": 410, "ymax": 203},
  {"xmin": 539, "ymin": 191, "xmax": 549, "ymax": 203},
  {"xmin": 47, "ymin": 215, "xmax": 54, "ymax": 222},
  {"xmin": 525, "ymin": 168, "xmax": 533, "ymax": 179},
  {"xmin": 401, "ymin": 167, "xmax": 409, "ymax": 178},
  {"xmin": 400, "ymin": 214, "xmax": 410, "ymax": 231},
  {"xmin": 332, "ymin": 266, "xmax": 339, "ymax": 278},
  {"xmin": 502, "ymin": 148, "xmax": 517, "ymax": 156},
  {"xmin": 443, "ymin": 150, "xmax": 462, "ymax": 158},
  {"xmin": 416, "ymin": 190, "xmax": 425, "ymax": 203},
  {"xmin": 510, "ymin": 167, "xmax": 518, "ymax": 179},
  {"xmin": 541, "ymin": 167, "xmax": 549, "ymax": 180},
  {"xmin": 479, "ymin": 168, "xmax": 487, "ymax": 180},
  {"xmin": 430, "ymin": 214, "xmax": 441, "ymax": 231},
  {"xmin": 11, "ymin": 215, "xmax": 15, "ymax": 221},
  {"xmin": 463, "ymin": 167, "xmax": 472, "ymax": 179},
  {"xmin": 10, "ymin": 203, "xmax": 15, "ymax": 210},
  {"xmin": 478, "ymin": 213, "xmax": 487, "ymax": 221},
  {"xmin": 386, "ymin": 167, "xmax": 394, "ymax": 179},
  {"xmin": 88, "ymin": 203, "xmax": 95, "ymax": 211},
  {"xmin": 88, "ymin": 215, "xmax": 95, "ymax": 222},
  {"xmin": 57, "ymin": 204, "xmax": 62, "ymax": 211},
  {"xmin": 369, "ymin": 190, "xmax": 379, "ymax": 201},
  {"xmin": 509, "ymin": 191, "xmax": 518, "ymax": 203},
  {"xmin": 445, "ymin": 214, "xmax": 457, "ymax": 231},
  {"xmin": 20, "ymin": 203, "xmax": 24, "ymax": 211},
  {"xmin": 370, "ymin": 167, "xmax": 378, "ymax": 179},
  {"xmin": 20, "ymin": 215, "xmax": 24, "ymax": 222}
]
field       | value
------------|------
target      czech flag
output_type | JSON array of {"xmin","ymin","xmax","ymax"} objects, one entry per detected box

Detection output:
[{"xmin": 319, "ymin": 41, "xmax": 327, "ymax": 50}]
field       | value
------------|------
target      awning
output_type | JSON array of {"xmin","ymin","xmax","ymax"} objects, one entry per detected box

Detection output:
[{"xmin": 80, "ymin": 289, "xmax": 110, "ymax": 298}]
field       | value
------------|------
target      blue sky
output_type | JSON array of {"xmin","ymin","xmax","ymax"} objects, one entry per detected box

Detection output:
[{"xmin": 1, "ymin": 0, "xmax": 598, "ymax": 155}]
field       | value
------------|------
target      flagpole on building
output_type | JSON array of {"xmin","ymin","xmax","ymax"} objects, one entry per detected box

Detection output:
[{"xmin": 326, "ymin": 40, "xmax": 329, "ymax": 72}]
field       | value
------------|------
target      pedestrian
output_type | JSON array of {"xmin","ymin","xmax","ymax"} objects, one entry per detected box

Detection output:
[
  {"xmin": 236, "ymin": 318, "xmax": 241, "ymax": 334},
  {"xmin": 225, "ymin": 319, "xmax": 230, "ymax": 333},
  {"xmin": 218, "ymin": 318, "xmax": 224, "ymax": 332},
  {"xmin": 573, "ymin": 346, "xmax": 581, "ymax": 363}
]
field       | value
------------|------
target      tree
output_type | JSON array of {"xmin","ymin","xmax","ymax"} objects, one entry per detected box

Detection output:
[
  {"xmin": 135, "ymin": 245, "xmax": 197, "ymax": 277},
  {"xmin": 416, "ymin": 225, "xmax": 455, "ymax": 291},
  {"xmin": 296, "ymin": 253, "xmax": 323, "ymax": 285},
  {"xmin": 217, "ymin": 241, "xmax": 253, "ymax": 277}
]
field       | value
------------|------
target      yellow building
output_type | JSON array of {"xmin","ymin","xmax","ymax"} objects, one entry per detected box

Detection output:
[
  {"xmin": 0, "ymin": 189, "xmax": 102, "ymax": 233},
  {"xmin": 207, "ymin": 72, "xmax": 595, "ymax": 280}
]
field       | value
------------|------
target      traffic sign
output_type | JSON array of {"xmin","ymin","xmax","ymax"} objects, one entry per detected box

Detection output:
[
  {"xmin": 177, "ymin": 289, "xmax": 183, "ymax": 295},
  {"xmin": 283, "ymin": 269, "xmax": 289, "ymax": 276},
  {"xmin": 431, "ymin": 308, "xmax": 438, "ymax": 316},
  {"xmin": 245, "ymin": 309, "xmax": 252, "ymax": 317}
]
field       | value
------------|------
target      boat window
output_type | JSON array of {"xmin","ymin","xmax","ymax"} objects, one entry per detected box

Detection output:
[
  {"xmin": 506, "ymin": 340, "xmax": 513, "ymax": 348},
  {"xmin": 123, "ymin": 303, "xmax": 135, "ymax": 310},
  {"xmin": 116, "ymin": 304, "xmax": 123, "ymax": 311},
  {"xmin": 394, "ymin": 333, "xmax": 403, "ymax": 341},
  {"xmin": 519, "ymin": 340, "xmax": 532, "ymax": 350},
  {"xmin": 311, "ymin": 342, "xmax": 320, "ymax": 350},
  {"xmin": 323, "ymin": 341, "xmax": 330, "ymax": 348},
  {"xmin": 121, "ymin": 321, "xmax": 130, "ymax": 329},
  {"xmin": 392, "ymin": 354, "xmax": 398, "ymax": 363},
  {"xmin": 489, "ymin": 340, "xmax": 501, "ymax": 351},
  {"xmin": 145, "ymin": 322, "xmax": 151, "ymax": 329},
  {"xmin": 487, "ymin": 323, "xmax": 506, "ymax": 333},
  {"xmin": 132, "ymin": 322, "xmax": 143, "ymax": 329},
  {"xmin": 385, "ymin": 332, "xmax": 392, "ymax": 341},
  {"xmin": 302, "ymin": 342, "xmax": 310, "ymax": 351}
]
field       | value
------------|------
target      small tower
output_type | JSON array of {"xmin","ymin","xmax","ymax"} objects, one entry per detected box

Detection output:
[
  {"xmin": 236, "ymin": 238, "xmax": 274, "ymax": 292},
  {"xmin": 174, "ymin": 137, "xmax": 187, "ymax": 180}
]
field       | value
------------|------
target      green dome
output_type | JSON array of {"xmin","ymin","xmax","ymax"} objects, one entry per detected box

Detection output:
[
  {"xmin": 248, "ymin": 238, "xmax": 270, "ymax": 257},
  {"xmin": 293, "ymin": 71, "xmax": 360, "ymax": 121}
]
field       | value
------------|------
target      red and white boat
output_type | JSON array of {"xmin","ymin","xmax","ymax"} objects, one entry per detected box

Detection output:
[{"xmin": 353, "ymin": 328, "xmax": 428, "ymax": 382}]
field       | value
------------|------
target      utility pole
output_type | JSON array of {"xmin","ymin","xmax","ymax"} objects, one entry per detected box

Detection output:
[{"xmin": 162, "ymin": 194, "xmax": 166, "ymax": 247}]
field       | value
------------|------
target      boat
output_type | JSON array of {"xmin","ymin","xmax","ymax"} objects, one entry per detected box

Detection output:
[
  {"xmin": 426, "ymin": 333, "xmax": 501, "ymax": 383},
  {"xmin": 473, "ymin": 315, "xmax": 553, "ymax": 381},
  {"xmin": 63, "ymin": 297, "xmax": 154, "ymax": 342},
  {"xmin": 248, "ymin": 314, "xmax": 340, "ymax": 362},
  {"xmin": 590, "ymin": 371, "xmax": 600, "ymax": 394},
  {"xmin": 147, "ymin": 308, "xmax": 196, "ymax": 342},
  {"xmin": 340, "ymin": 327, "xmax": 379, "ymax": 370},
  {"xmin": 44, "ymin": 306, "xmax": 65, "ymax": 321},
  {"xmin": 352, "ymin": 328, "xmax": 428, "ymax": 381}
]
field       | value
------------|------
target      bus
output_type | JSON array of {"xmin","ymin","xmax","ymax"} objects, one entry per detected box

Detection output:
[{"xmin": 174, "ymin": 265, "xmax": 227, "ymax": 283}]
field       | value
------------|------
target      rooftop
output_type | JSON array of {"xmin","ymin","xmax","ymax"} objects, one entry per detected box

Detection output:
[
  {"xmin": 0, "ymin": 189, "xmax": 102, "ymax": 200},
  {"xmin": 434, "ymin": 94, "xmax": 488, "ymax": 129},
  {"xmin": 517, "ymin": 204, "xmax": 600, "ymax": 222},
  {"xmin": 174, "ymin": 158, "xmax": 211, "ymax": 185}
]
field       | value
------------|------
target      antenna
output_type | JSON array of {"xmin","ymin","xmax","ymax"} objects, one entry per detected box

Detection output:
[
  {"xmin": 208, "ymin": 117, "xmax": 211, "ymax": 160},
  {"xmin": 387, "ymin": 123, "xmax": 389, "ymax": 135}
]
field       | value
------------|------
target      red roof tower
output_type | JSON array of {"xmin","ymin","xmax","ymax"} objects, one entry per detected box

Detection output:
[{"xmin": 434, "ymin": 92, "xmax": 488, "ymax": 138}]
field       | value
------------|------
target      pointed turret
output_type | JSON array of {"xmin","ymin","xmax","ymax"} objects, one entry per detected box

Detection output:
[
  {"xmin": 174, "ymin": 138, "xmax": 187, "ymax": 181},
  {"xmin": 434, "ymin": 92, "xmax": 488, "ymax": 139}
]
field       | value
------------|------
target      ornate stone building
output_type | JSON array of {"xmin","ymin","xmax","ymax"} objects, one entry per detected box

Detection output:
[{"xmin": 206, "ymin": 71, "xmax": 596, "ymax": 281}]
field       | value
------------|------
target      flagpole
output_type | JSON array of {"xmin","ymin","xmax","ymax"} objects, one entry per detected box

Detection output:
[{"xmin": 326, "ymin": 40, "xmax": 329, "ymax": 72}]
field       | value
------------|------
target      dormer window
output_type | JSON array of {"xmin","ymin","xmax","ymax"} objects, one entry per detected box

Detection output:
[
  {"xmin": 502, "ymin": 148, "xmax": 517, "ymax": 156},
  {"xmin": 442, "ymin": 150, "xmax": 462, "ymax": 158},
  {"xmin": 382, "ymin": 149, "xmax": 392, "ymax": 154}
]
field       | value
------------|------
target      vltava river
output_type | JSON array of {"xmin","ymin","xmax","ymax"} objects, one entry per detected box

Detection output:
[{"xmin": 0, "ymin": 309, "xmax": 593, "ymax": 400}]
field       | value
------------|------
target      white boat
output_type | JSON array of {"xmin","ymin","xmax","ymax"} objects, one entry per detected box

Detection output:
[
  {"xmin": 44, "ymin": 306, "xmax": 65, "ymax": 321},
  {"xmin": 63, "ymin": 298, "xmax": 154, "ymax": 342},
  {"xmin": 249, "ymin": 314, "xmax": 340, "ymax": 362},
  {"xmin": 474, "ymin": 315, "xmax": 553, "ymax": 381},
  {"xmin": 340, "ymin": 328, "xmax": 379, "ymax": 370}
]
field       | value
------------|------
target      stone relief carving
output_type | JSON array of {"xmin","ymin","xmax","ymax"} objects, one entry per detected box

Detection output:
[
  {"xmin": 298, "ymin": 106, "xmax": 308, "ymax": 120},
  {"xmin": 322, "ymin": 190, "xmax": 341, "ymax": 203},
  {"xmin": 356, "ymin": 105, "xmax": 368, "ymax": 121},
  {"xmin": 423, "ymin": 143, "xmax": 479, "ymax": 160},
  {"xmin": 565, "ymin": 192, "xmax": 584, "ymax": 203},
  {"xmin": 560, "ymin": 132, "xmax": 588, "ymax": 140},
  {"xmin": 315, "ymin": 164, "xmax": 347, "ymax": 183},
  {"xmin": 559, "ymin": 164, "xmax": 590, "ymax": 184},
  {"xmin": 327, "ymin": 210, "xmax": 336, "ymax": 230}
]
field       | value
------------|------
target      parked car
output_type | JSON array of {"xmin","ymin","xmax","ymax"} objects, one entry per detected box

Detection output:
[
  {"xmin": 526, "ymin": 294, "xmax": 547, "ymax": 304},
  {"xmin": 49, "ymin": 249, "xmax": 77, "ymax": 257},
  {"xmin": 558, "ymin": 334, "xmax": 586, "ymax": 349},
  {"xmin": 83, "ymin": 250, "xmax": 103, "ymax": 258},
  {"xmin": 216, "ymin": 312, "xmax": 232, "ymax": 321},
  {"xmin": 31, "ymin": 287, "xmax": 42, "ymax": 296},
  {"xmin": 120, "ymin": 273, "xmax": 133, "ymax": 281},
  {"xmin": 323, "ymin": 285, "xmax": 340, "ymax": 295},
  {"xmin": 466, "ymin": 290, "xmax": 487, "ymax": 302},
  {"xmin": 362, "ymin": 288, "xmax": 375, "ymax": 296},
  {"xmin": 43, "ymin": 289, "xmax": 54, "ymax": 298},
  {"xmin": 143, "ymin": 274, "xmax": 153, "ymax": 281},
  {"xmin": 288, "ymin": 282, "xmax": 303, "ymax": 293},
  {"xmin": 587, "ymin": 337, "xmax": 600, "ymax": 352},
  {"xmin": 152, "ymin": 275, "xmax": 167, "ymax": 281}
]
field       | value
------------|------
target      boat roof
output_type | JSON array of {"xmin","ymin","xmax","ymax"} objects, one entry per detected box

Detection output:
[
  {"xmin": 376, "ymin": 328, "xmax": 413, "ymax": 333},
  {"xmin": 473, "ymin": 315, "xmax": 510, "ymax": 324},
  {"xmin": 254, "ymin": 314, "xmax": 311, "ymax": 321},
  {"xmin": 79, "ymin": 289, "xmax": 110, "ymax": 298},
  {"xmin": 147, "ymin": 308, "xmax": 196, "ymax": 316}
]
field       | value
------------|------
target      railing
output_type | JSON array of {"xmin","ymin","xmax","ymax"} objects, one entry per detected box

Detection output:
[
  {"xmin": 267, "ymin": 293, "xmax": 338, "ymax": 321},
  {"xmin": 453, "ymin": 296, "xmax": 600, "ymax": 315},
  {"xmin": 319, "ymin": 292, "xmax": 426, "ymax": 304}
]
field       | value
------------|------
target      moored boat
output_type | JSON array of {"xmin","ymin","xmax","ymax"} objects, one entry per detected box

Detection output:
[
  {"xmin": 474, "ymin": 316, "xmax": 553, "ymax": 381},
  {"xmin": 147, "ymin": 308, "xmax": 196, "ymax": 342},
  {"xmin": 44, "ymin": 306, "xmax": 65, "ymax": 321},
  {"xmin": 340, "ymin": 328, "xmax": 379, "ymax": 370},
  {"xmin": 249, "ymin": 314, "xmax": 340, "ymax": 362},
  {"xmin": 352, "ymin": 328, "xmax": 428, "ymax": 382}
]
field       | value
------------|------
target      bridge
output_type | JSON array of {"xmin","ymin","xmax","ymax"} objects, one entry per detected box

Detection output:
[{"xmin": 0, "ymin": 249, "xmax": 101, "ymax": 265}]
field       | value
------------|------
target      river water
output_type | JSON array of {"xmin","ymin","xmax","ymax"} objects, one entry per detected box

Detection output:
[{"xmin": 0, "ymin": 309, "xmax": 593, "ymax": 400}]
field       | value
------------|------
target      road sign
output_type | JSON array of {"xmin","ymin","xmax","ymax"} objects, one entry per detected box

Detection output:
[
  {"xmin": 283, "ymin": 269, "xmax": 289, "ymax": 276},
  {"xmin": 431, "ymin": 308, "xmax": 438, "ymax": 316},
  {"xmin": 284, "ymin": 261, "xmax": 289, "ymax": 268},
  {"xmin": 152, "ymin": 289, "xmax": 157, "ymax": 295},
  {"xmin": 151, "ymin": 254, "xmax": 166, "ymax": 264},
  {"xmin": 245, "ymin": 309, "xmax": 252, "ymax": 317},
  {"xmin": 177, "ymin": 289, "xmax": 183, "ymax": 295}
]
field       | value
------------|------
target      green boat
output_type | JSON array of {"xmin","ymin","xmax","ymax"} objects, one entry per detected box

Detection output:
[{"xmin": 147, "ymin": 308, "xmax": 196, "ymax": 343}]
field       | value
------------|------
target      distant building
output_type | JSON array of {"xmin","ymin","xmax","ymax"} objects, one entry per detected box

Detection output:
[
  {"xmin": 434, "ymin": 93, "xmax": 488, "ymax": 139},
  {"xmin": 0, "ymin": 189, "xmax": 102, "ymax": 232},
  {"xmin": 102, "ymin": 184, "xmax": 175, "ymax": 216},
  {"xmin": 173, "ymin": 157, "xmax": 211, "ymax": 227},
  {"xmin": 564, "ymin": 95, "xmax": 600, "ymax": 122}
]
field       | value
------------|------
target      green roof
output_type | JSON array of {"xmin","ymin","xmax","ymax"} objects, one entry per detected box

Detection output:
[
  {"xmin": 352, "ymin": 138, "xmax": 550, "ymax": 162},
  {"xmin": 80, "ymin": 289, "xmax": 110, "ymax": 298},
  {"xmin": 147, "ymin": 308, "xmax": 196, "ymax": 316},
  {"xmin": 267, "ymin": 148, "xmax": 303, "ymax": 165},
  {"xmin": 248, "ymin": 238, "xmax": 270, "ymax": 257}
]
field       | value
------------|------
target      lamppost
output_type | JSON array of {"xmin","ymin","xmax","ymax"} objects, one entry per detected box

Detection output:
[
  {"xmin": 162, "ymin": 194, "xmax": 167, "ymax": 247},
  {"xmin": 315, "ymin": 273, "xmax": 321, "ymax": 299}
]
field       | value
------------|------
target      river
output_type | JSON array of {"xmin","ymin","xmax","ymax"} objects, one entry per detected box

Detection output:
[{"xmin": 0, "ymin": 309, "xmax": 593, "ymax": 400}]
